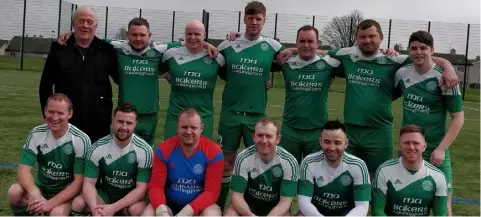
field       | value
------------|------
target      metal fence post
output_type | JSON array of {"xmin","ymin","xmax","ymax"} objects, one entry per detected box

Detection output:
[
  {"xmin": 271, "ymin": 13, "xmax": 278, "ymax": 85},
  {"xmin": 104, "ymin": 7, "xmax": 108, "ymax": 39},
  {"xmin": 387, "ymin": 19, "xmax": 392, "ymax": 49},
  {"xmin": 70, "ymin": 4, "xmax": 74, "ymax": 31},
  {"xmin": 237, "ymin": 11, "xmax": 241, "ymax": 32},
  {"xmin": 57, "ymin": 0, "xmax": 62, "ymax": 38},
  {"xmin": 462, "ymin": 24, "xmax": 470, "ymax": 100},
  {"xmin": 349, "ymin": 17, "xmax": 353, "ymax": 46},
  {"xmin": 171, "ymin": 11, "xmax": 175, "ymax": 42},
  {"xmin": 139, "ymin": 9, "xmax": 142, "ymax": 18},
  {"xmin": 312, "ymin": 15, "xmax": 315, "ymax": 27},
  {"xmin": 20, "ymin": 0, "xmax": 27, "ymax": 71},
  {"xmin": 428, "ymin": 21, "xmax": 431, "ymax": 33}
]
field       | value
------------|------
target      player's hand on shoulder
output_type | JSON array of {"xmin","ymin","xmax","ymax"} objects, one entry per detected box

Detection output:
[
  {"xmin": 380, "ymin": 48, "xmax": 398, "ymax": 57},
  {"xmin": 226, "ymin": 31, "xmax": 241, "ymax": 41},
  {"xmin": 205, "ymin": 43, "xmax": 218, "ymax": 58},
  {"xmin": 276, "ymin": 48, "xmax": 294, "ymax": 64},
  {"xmin": 57, "ymin": 32, "xmax": 72, "ymax": 46}
]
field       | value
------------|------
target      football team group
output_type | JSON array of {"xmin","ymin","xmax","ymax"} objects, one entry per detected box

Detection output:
[{"xmin": 7, "ymin": 1, "xmax": 465, "ymax": 216}]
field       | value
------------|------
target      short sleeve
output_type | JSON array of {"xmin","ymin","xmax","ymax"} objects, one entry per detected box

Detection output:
[
  {"xmin": 389, "ymin": 54, "xmax": 411, "ymax": 66},
  {"xmin": 349, "ymin": 160, "xmax": 371, "ymax": 201},
  {"xmin": 298, "ymin": 158, "xmax": 314, "ymax": 197},
  {"xmin": 230, "ymin": 149, "xmax": 251, "ymax": 193},
  {"xmin": 72, "ymin": 133, "xmax": 91, "ymax": 175},
  {"xmin": 136, "ymin": 144, "xmax": 154, "ymax": 183},
  {"xmin": 280, "ymin": 153, "xmax": 299, "ymax": 197},
  {"xmin": 19, "ymin": 129, "xmax": 40, "ymax": 166},
  {"xmin": 215, "ymin": 53, "xmax": 226, "ymax": 67},
  {"xmin": 327, "ymin": 49, "xmax": 340, "ymax": 59},
  {"xmin": 442, "ymin": 85, "xmax": 463, "ymax": 113},
  {"xmin": 84, "ymin": 144, "xmax": 102, "ymax": 179}
]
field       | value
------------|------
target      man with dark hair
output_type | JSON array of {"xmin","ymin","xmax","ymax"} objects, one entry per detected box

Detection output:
[
  {"xmin": 394, "ymin": 30, "xmax": 463, "ymax": 216},
  {"xmin": 297, "ymin": 120, "xmax": 370, "ymax": 216},
  {"xmin": 144, "ymin": 108, "xmax": 223, "ymax": 217},
  {"xmin": 8, "ymin": 93, "xmax": 90, "ymax": 216},
  {"xmin": 40, "ymin": 7, "xmax": 119, "ymax": 144},
  {"xmin": 277, "ymin": 19, "xmax": 459, "ymax": 176},
  {"xmin": 216, "ymin": 1, "xmax": 285, "ymax": 208},
  {"xmin": 70, "ymin": 102, "xmax": 153, "ymax": 216},
  {"xmin": 372, "ymin": 124, "xmax": 448, "ymax": 216},
  {"xmin": 270, "ymin": 25, "xmax": 343, "ymax": 163},
  {"xmin": 58, "ymin": 17, "xmax": 217, "ymax": 147},
  {"xmin": 224, "ymin": 118, "xmax": 298, "ymax": 216}
]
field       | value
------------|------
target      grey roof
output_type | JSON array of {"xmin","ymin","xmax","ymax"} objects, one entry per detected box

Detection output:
[
  {"xmin": 5, "ymin": 36, "xmax": 54, "ymax": 54},
  {"xmin": 0, "ymin": 40, "xmax": 7, "ymax": 47}
]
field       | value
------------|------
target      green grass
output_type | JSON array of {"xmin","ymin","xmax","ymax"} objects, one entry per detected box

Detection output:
[{"xmin": 0, "ymin": 67, "xmax": 479, "ymax": 215}]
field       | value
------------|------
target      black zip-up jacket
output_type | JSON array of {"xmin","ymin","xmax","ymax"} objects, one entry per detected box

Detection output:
[{"xmin": 39, "ymin": 36, "xmax": 119, "ymax": 143}]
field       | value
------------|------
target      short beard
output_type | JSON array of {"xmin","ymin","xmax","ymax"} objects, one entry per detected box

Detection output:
[{"xmin": 115, "ymin": 133, "xmax": 132, "ymax": 142}]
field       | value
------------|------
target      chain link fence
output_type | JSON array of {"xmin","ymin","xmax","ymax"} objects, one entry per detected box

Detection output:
[{"xmin": 0, "ymin": 0, "xmax": 479, "ymax": 98}]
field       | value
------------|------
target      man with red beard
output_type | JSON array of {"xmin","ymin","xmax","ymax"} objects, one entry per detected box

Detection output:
[
  {"xmin": 144, "ymin": 108, "xmax": 223, "ymax": 216},
  {"xmin": 8, "ymin": 93, "xmax": 90, "ymax": 216}
]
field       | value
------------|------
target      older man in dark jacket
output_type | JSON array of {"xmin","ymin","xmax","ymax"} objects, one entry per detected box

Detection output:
[{"xmin": 39, "ymin": 7, "xmax": 119, "ymax": 143}]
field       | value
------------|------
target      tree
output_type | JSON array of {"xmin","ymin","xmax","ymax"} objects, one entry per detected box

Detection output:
[
  {"xmin": 115, "ymin": 27, "xmax": 128, "ymax": 40},
  {"xmin": 320, "ymin": 10, "xmax": 364, "ymax": 49}
]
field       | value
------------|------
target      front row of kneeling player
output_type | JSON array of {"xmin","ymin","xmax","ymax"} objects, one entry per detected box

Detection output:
[{"xmin": 8, "ymin": 93, "xmax": 448, "ymax": 216}]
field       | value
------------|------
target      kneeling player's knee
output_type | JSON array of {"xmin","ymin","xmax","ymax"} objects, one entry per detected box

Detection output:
[
  {"xmin": 140, "ymin": 203, "xmax": 155, "ymax": 216},
  {"xmin": 199, "ymin": 204, "xmax": 222, "ymax": 216},
  {"xmin": 71, "ymin": 195, "xmax": 87, "ymax": 212},
  {"xmin": 296, "ymin": 211, "xmax": 305, "ymax": 216},
  {"xmin": 49, "ymin": 202, "xmax": 71, "ymax": 216},
  {"xmin": 7, "ymin": 183, "xmax": 25, "ymax": 204},
  {"xmin": 223, "ymin": 205, "xmax": 239, "ymax": 216}
]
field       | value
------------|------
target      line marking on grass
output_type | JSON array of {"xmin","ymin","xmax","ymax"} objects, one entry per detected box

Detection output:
[{"xmin": 465, "ymin": 106, "xmax": 480, "ymax": 111}]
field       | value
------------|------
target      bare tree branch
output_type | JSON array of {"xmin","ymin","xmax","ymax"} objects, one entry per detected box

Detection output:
[
  {"xmin": 321, "ymin": 10, "xmax": 364, "ymax": 49},
  {"xmin": 115, "ymin": 27, "xmax": 128, "ymax": 40}
]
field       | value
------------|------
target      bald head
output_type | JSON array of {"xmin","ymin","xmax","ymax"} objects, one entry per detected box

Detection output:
[
  {"xmin": 185, "ymin": 20, "xmax": 205, "ymax": 33},
  {"xmin": 184, "ymin": 20, "xmax": 206, "ymax": 53}
]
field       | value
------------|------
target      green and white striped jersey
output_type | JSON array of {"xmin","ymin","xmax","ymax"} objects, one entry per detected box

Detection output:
[
  {"xmin": 20, "ymin": 123, "xmax": 90, "ymax": 195},
  {"xmin": 298, "ymin": 152, "xmax": 371, "ymax": 216},
  {"xmin": 84, "ymin": 134, "xmax": 153, "ymax": 201},
  {"xmin": 161, "ymin": 46, "xmax": 225, "ymax": 118},
  {"xmin": 395, "ymin": 63, "xmax": 463, "ymax": 152},
  {"xmin": 231, "ymin": 145, "xmax": 299, "ymax": 216},
  {"xmin": 372, "ymin": 158, "xmax": 448, "ymax": 216}
]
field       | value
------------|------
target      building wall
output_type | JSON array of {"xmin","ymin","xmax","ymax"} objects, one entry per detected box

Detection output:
[{"xmin": 0, "ymin": 44, "xmax": 7, "ymax": 55}]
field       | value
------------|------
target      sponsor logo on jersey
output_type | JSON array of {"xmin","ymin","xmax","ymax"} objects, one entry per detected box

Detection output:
[
  {"xmin": 377, "ymin": 56, "xmax": 387, "ymax": 64},
  {"xmin": 193, "ymin": 164, "xmax": 204, "ymax": 175},
  {"xmin": 271, "ymin": 166, "xmax": 282, "ymax": 178},
  {"xmin": 260, "ymin": 42, "xmax": 269, "ymax": 51},
  {"xmin": 425, "ymin": 81, "xmax": 437, "ymax": 92},
  {"xmin": 340, "ymin": 175, "xmax": 352, "ymax": 186},
  {"xmin": 203, "ymin": 56, "xmax": 213, "ymax": 64},
  {"xmin": 421, "ymin": 180, "xmax": 433, "ymax": 191},
  {"xmin": 316, "ymin": 61, "xmax": 326, "ymax": 70},
  {"xmin": 395, "ymin": 179, "xmax": 402, "ymax": 184},
  {"xmin": 63, "ymin": 144, "xmax": 73, "ymax": 155},
  {"xmin": 127, "ymin": 152, "xmax": 136, "ymax": 164}
]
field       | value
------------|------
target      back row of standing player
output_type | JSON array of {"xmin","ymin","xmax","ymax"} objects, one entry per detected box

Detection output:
[{"xmin": 54, "ymin": 1, "xmax": 463, "ymax": 215}]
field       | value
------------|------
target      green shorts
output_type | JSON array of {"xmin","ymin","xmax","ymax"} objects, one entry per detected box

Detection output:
[
  {"xmin": 345, "ymin": 123, "xmax": 393, "ymax": 174},
  {"xmin": 217, "ymin": 110, "xmax": 265, "ymax": 153},
  {"xmin": 36, "ymin": 183, "xmax": 57, "ymax": 200},
  {"xmin": 163, "ymin": 114, "xmax": 214, "ymax": 141},
  {"xmin": 135, "ymin": 112, "xmax": 159, "ymax": 146},
  {"xmin": 423, "ymin": 149, "xmax": 453, "ymax": 194},
  {"xmin": 278, "ymin": 123, "xmax": 322, "ymax": 163},
  {"xmin": 97, "ymin": 188, "xmax": 122, "ymax": 204}
]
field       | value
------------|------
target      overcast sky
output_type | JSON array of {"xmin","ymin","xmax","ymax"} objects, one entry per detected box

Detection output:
[{"xmin": 1, "ymin": 0, "xmax": 480, "ymax": 57}]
